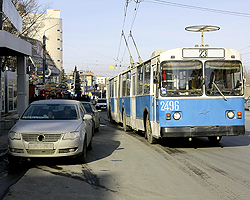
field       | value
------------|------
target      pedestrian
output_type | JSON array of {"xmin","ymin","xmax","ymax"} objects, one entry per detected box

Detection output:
[{"xmin": 30, "ymin": 94, "xmax": 38, "ymax": 103}]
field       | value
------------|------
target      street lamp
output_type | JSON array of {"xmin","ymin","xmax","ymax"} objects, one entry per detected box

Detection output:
[{"xmin": 43, "ymin": 22, "xmax": 60, "ymax": 83}]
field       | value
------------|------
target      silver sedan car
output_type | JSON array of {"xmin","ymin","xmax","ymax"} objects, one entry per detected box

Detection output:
[
  {"xmin": 81, "ymin": 101, "xmax": 100, "ymax": 132},
  {"xmin": 8, "ymin": 99, "xmax": 93, "ymax": 164}
]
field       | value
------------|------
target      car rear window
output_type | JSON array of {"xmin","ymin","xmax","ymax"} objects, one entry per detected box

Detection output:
[{"xmin": 98, "ymin": 99, "xmax": 106, "ymax": 103}]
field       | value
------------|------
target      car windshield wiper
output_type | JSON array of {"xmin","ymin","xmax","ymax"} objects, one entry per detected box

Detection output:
[{"xmin": 212, "ymin": 81, "xmax": 227, "ymax": 101}]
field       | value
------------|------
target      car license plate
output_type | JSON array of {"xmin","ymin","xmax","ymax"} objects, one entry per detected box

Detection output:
[{"xmin": 29, "ymin": 143, "xmax": 53, "ymax": 149}]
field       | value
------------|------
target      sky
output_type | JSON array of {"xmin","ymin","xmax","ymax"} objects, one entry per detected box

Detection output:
[{"xmin": 40, "ymin": 0, "xmax": 250, "ymax": 77}]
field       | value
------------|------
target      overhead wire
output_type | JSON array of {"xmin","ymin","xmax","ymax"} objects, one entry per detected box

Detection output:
[
  {"xmin": 116, "ymin": 0, "xmax": 250, "ymax": 69},
  {"xmin": 119, "ymin": 0, "xmax": 142, "ymax": 66},
  {"xmin": 144, "ymin": 0, "xmax": 250, "ymax": 18},
  {"xmin": 242, "ymin": 52, "xmax": 250, "ymax": 55},
  {"xmin": 115, "ymin": 0, "xmax": 131, "ymax": 65},
  {"xmin": 64, "ymin": 44, "xmax": 114, "ymax": 60},
  {"xmin": 63, "ymin": 46, "xmax": 128, "ymax": 76},
  {"xmin": 240, "ymin": 46, "xmax": 250, "ymax": 52}
]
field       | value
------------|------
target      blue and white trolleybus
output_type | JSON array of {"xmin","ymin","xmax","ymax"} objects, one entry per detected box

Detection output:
[{"xmin": 107, "ymin": 26, "xmax": 245, "ymax": 144}]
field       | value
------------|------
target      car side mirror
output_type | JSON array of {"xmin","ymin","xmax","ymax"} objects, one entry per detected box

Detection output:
[{"xmin": 83, "ymin": 114, "xmax": 92, "ymax": 120}]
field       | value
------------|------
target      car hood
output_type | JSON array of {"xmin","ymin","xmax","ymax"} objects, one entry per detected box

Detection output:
[{"xmin": 11, "ymin": 120, "xmax": 83, "ymax": 133}]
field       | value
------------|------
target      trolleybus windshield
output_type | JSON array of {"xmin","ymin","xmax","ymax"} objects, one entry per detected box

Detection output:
[
  {"xmin": 205, "ymin": 60, "xmax": 243, "ymax": 96},
  {"xmin": 160, "ymin": 60, "xmax": 203, "ymax": 97}
]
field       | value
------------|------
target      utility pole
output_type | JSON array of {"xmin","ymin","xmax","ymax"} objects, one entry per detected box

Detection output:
[
  {"xmin": 42, "ymin": 35, "xmax": 46, "ymax": 83},
  {"xmin": 0, "ymin": 0, "xmax": 3, "ymax": 117},
  {"xmin": 42, "ymin": 22, "xmax": 60, "ymax": 83},
  {"xmin": 0, "ymin": 0, "xmax": 2, "ymax": 30}
]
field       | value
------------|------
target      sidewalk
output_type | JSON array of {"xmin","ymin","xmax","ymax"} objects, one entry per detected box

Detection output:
[{"xmin": 0, "ymin": 112, "xmax": 18, "ymax": 156}]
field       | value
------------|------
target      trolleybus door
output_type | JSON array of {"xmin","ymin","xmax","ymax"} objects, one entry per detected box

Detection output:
[
  {"xmin": 152, "ymin": 60, "xmax": 160, "ymax": 136},
  {"xmin": 131, "ymin": 72, "xmax": 136, "ymax": 129},
  {"xmin": 114, "ymin": 79, "xmax": 118, "ymax": 121}
]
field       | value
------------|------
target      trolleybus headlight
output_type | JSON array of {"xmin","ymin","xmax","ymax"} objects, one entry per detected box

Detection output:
[
  {"xmin": 173, "ymin": 112, "xmax": 181, "ymax": 120},
  {"xmin": 227, "ymin": 111, "xmax": 235, "ymax": 119}
]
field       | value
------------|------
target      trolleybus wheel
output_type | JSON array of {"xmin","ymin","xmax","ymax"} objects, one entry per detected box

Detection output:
[
  {"xmin": 109, "ymin": 106, "xmax": 115, "ymax": 124},
  {"xmin": 123, "ymin": 111, "xmax": 127, "ymax": 132},
  {"xmin": 145, "ymin": 114, "xmax": 157, "ymax": 144},
  {"xmin": 95, "ymin": 119, "xmax": 100, "ymax": 132},
  {"xmin": 208, "ymin": 136, "xmax": 222, "ymax": 144}
]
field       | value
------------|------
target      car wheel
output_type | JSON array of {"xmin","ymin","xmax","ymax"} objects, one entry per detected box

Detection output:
[
  {"xmin": 93, "ymin": 122, "xmax": 96, "ymax": 134},
  {"xmin": 77, "ymin": 138, "xmax": 87, "ymax": 163},
  {"xmin": 87, "ymin": 127, "xmax": 94, "ymax": 150},
  {"xmin": 96, "ymin": 120, "xmax": 100, "ymax": 132},
  {"xmin": 145, "ymin": 114, "xmax": 157, "ymax": 144},
  {"xmin": 8, "ymin": 154, "xmax": 20, "ymax": 165},
  {"xmin": 87, "ymin": 137, "xmax": 92, "ymax": 150}
]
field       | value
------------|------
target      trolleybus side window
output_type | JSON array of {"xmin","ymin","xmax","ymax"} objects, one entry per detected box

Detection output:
[
  {"xmin": 144, "ymin": 63, "xmax": 150, "ymax": 94},
  {"xmin": 205, "ymin": 60, "xmax": 243, "ymax": 96},
  {"xmin": 137, "ymin": 65, "xmax": 143, "ymax": 95},
  {"xmin": 122, "ymin": 73, "xmax": 126, "ymax": 97},
  {"xmin": 127, "ymin": 71, "xmax": 131, "ymax": 96},
  {"xmin": 110, "ymin": 79, "xmax": 114, "ymax": 98},
  {"xmin": 160, "ymin": 60, "xmax": 203, "ymax": 96}
]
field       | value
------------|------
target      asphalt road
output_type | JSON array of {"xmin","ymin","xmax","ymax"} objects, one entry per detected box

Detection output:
[{"xmin": 1, "ymin": 110, "xmax": 250, "ymax": 200}]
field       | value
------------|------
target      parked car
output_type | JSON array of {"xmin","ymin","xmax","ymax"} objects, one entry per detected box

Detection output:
[
  {"xmin": 7, "ymin": 99, "xmax": 93, "ymax": 164},
  {"xmin": 81, "ymin": 101, "xmax": 100, "ymax": 132},
  {"xmin": 245, "ymin": 98, "xmax": 250, "ymax": 110},
  {"xmin": 96, "ymin": 98, "xmax": 107, "ymax": 110}
]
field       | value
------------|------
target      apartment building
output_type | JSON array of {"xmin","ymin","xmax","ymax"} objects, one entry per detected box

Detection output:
[{"xmin": 32, "ymin": 9, "xmax": 63, "ymax": 71}]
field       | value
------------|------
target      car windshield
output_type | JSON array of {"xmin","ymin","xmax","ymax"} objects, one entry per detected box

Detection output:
[
  {"xmin": 205, "ymin": 60, "xmax": 243, "ymax": 96},
  {"xmin": 21, "ymin": 104, "xmax": 79, "ymax": 120},
  {"xmin": 160, "ymin": 60, "xmax": 203, "ymax": 96},
  {"xmin": 81, "ymin": 103, "xmax": 92, "ymax": 113}
]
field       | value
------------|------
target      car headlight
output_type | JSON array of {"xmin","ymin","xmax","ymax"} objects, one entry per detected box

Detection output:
[
  {"xmin": 227, "ymin": 111, "xmax": 235, "ymax": 119},
  {"xmin": 9, "ymin": 131, "xmax": 21, "ymax": 140},
  {"xmin": 173, "ymin": 112, "xmax": 181, "ymax": 120},
  {"xmin": 63, "ymin": 131, "xmax": 80, "ymax": 140}
]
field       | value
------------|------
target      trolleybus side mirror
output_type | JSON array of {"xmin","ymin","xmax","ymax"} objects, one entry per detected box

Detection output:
[{"xmin": 153, "ymin": 71, "xmax": 159, "ymax": 84}]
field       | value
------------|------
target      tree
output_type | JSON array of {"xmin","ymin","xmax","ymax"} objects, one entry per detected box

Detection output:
[
  {"xmin": 59, "ymin": 68, "xmax": 68, "ymax": 87},
  {"xmin": 3, "ymin": 0, "xmax": 50, "ymax": 37},
  {"xmin": 1, "ymin": 0, "xmax": 50, "ymax": 72},
  {"xmin": 74, "ymin": 66, "xmax": 82, "ymax": 98}
]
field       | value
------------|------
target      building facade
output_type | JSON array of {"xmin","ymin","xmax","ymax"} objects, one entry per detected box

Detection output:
[{"xmin": 32, "ymin": 9, "xmax": 63, "ymax": 71}]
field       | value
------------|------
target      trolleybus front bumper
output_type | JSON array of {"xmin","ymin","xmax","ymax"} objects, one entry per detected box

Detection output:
[{"xmin": 161, "ymin": 125, "xmax": 245, "ymax": 138}]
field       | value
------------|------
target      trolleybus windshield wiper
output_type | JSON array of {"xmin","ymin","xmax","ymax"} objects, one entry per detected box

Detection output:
[{"xmin": 212, "ymin": 81, "xmax": 227, "ymax": 101}]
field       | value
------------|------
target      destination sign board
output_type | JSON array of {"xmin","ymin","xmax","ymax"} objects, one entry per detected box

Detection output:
[{"xmin": 182, "ymin": 48, "xmax": 225, "ymax": 58}]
